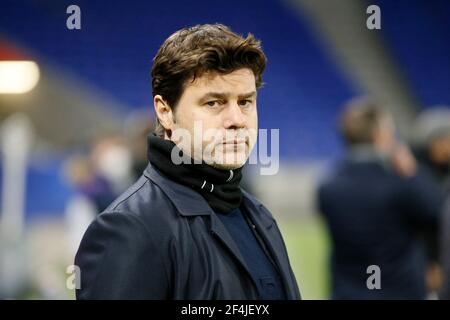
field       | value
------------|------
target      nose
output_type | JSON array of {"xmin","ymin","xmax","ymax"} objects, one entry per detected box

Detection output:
[{"xmin": 223, "ymin": 102, "xmax": 245, "ymax": 130}]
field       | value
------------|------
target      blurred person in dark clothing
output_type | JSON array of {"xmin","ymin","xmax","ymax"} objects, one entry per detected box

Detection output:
[
  {"xmin": 317, "ymin": 97, "xmax": 446, "ymax": 299},
  {"xmin": 412, "ymin": 108, "xmax": 450, "ymax": 297},
  {"xmin": 66, "ymin": 136, "xmax": 133, "ymax": 214},
  {"xmin": 413, "ymin": 108, "xmax": 450, "ymax": 192}
]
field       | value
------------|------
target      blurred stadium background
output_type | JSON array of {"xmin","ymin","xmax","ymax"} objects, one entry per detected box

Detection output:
[{"xmin": 0, "ymin": 0, "xmax": 449, "ymax": 299}]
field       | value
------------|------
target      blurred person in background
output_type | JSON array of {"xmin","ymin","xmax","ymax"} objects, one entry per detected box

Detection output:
[
  {"xmin": 412, "ymin": 107, "xmax": 450, "ymax": 298},
  {"xmin": 64, "ymin": 135, "xmax": 133, "ymax": 252},
  {"xmin": 75, "ymin": 24, "xmax": 300, "ymax": 300},
  {"xmin": 413, "ymin": 107, "xmax": 450, "ymax": 192},
  {"xmin": 63, "ymin": 155, "xmax": 98, "ymax": 255},
  {"xmin": 88, "ymin": 135, "xmax": 134, "ymax": 205},
  {"xmin": 317, "ymin": 97, "xmax": 446, "ymax": 299},
  {"xmin": 66, "ymin": 135, "xmax": 134, "ymax": 214}
]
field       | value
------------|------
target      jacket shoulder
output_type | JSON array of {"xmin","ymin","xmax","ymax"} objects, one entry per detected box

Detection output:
[
  {"xmin": 75, "ymin": 208, "xmax": 171, "ymax": 299},
  {"xmin": 75, "ymin": 175, "xmax": 179, "ymax": 299},
  {"xmin": 104, "ymin": 174, "xmax": 177, "ymax": 224}
]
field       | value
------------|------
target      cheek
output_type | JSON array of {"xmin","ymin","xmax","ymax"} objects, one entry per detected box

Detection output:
[
  {"xmin": 182, "ymin": 106, "xmax": 212, "ymax": 128},
  {"xmin": 173, "ymin": 107, "xmax": 200, "ymax": 136},
  {"xmin": 248, "ymin": 110, "xmax": 258, "ymax": 130},
  {"xmin": 247, "ymin": 111, "xmax": 258, "ymax": 149}
]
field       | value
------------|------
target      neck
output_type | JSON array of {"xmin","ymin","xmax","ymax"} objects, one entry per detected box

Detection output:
[{"xmin": 147, "ymin": 134, "xmax": 244, "ymax": 213}]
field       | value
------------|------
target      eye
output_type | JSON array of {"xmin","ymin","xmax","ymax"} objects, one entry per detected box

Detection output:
[
  {"xmin": 238, "ymin": 99, "xmax": 252, "ymax": 107},
  {"xmin": 205, "ymin": 100, "xmax": 219, "ymax": 107}
]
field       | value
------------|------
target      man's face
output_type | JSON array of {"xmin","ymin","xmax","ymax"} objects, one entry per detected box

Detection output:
[{"xmin": 166, "ymin": 68, "xmax": 258, "ymax": 170}]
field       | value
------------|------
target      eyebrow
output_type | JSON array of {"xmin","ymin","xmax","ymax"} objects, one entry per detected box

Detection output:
[{"xmin": 199, "ymin": 91, "xmax": 257, "ymax": 101}]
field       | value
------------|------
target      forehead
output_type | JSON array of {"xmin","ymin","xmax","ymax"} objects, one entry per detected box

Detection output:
[{"xmin": 185, "ymin": 68, "xmax": 256, "ymax": 96}]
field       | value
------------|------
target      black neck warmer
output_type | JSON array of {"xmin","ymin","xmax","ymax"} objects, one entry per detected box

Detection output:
[{"xmin": 147, "ymin": 134, "xmax": 243, "ymax": 214}]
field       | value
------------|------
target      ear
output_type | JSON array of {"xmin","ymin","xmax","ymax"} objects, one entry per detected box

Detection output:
[{"xmin": 153, "ymin": 95, "xmax": 175, "ymax": 132}]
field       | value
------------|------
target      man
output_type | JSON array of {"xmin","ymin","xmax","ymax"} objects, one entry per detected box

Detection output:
[
  {"xmin": 414, "ymin": 108, "xmax": 450, "ymax": 192},
  {"xmin": 317, "ymin": 98, "xmax": 445, "ymax": 299},
  {"xmin": 413, "ymin": 108, "xmax": 450, "ymax": 298},
  {"xmin": 75, "ymin": 24, "xmax": 300, "ymax": 300}
]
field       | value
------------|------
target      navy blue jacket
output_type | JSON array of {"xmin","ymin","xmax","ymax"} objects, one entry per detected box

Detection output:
[
  {"xmin": 75, "ymin": 163, "xmax": 300, "ymax": 299},
  {"xmin": 318, "ymin": 157, "xmax": 443, "ymax": 299}
]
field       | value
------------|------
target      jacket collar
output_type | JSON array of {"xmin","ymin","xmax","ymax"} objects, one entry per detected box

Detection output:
[
  {"xmin": 144, "ymin": 162, "xmax": 270, "ymax": 226},
  {"xmin": 144, "ymin": 162, "xmax": 213, "ymax": 216}
]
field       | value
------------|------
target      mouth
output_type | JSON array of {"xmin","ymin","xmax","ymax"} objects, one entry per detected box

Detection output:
[
  {"xmin": 220, "ymin": 140, "xmax": 247, "ymax": 154},
  {"xmin": 222, "ymin": 139, "xmax": 247, "ymax": 145}
]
